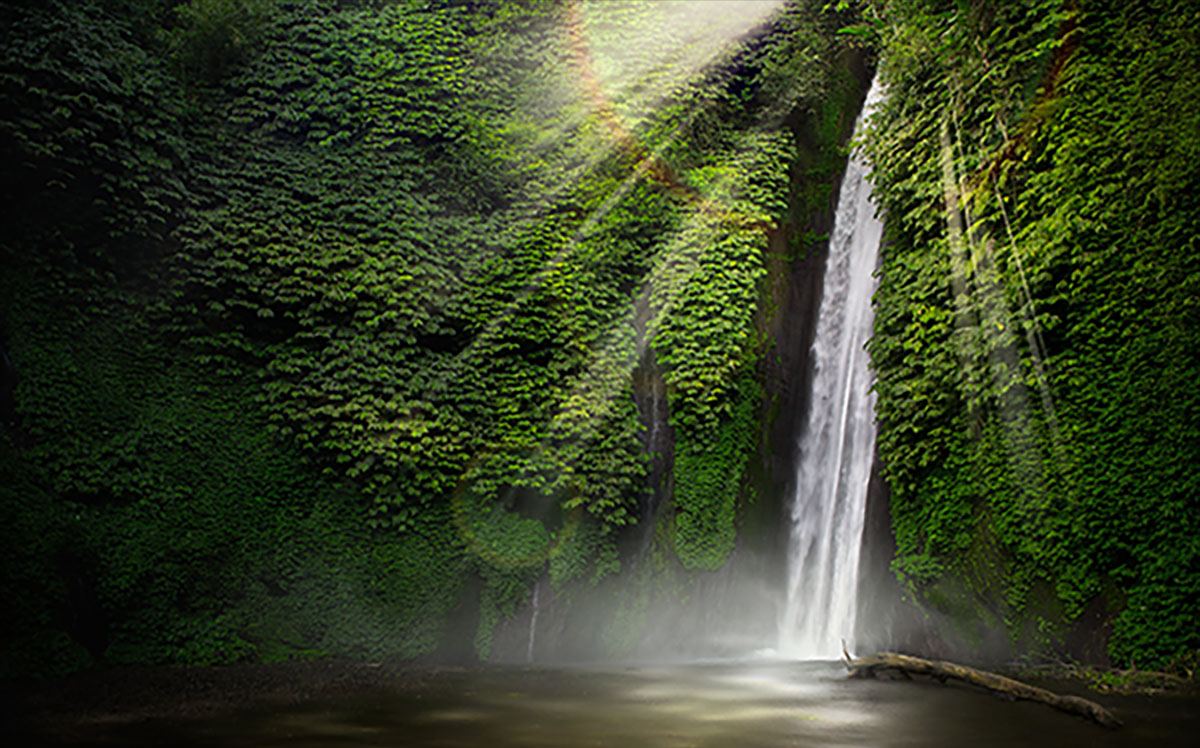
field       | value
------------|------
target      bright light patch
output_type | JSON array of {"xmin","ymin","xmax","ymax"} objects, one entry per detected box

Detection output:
[{"xmin": 579, "ymin": 0, "xmax": 786, "ymax": 130}]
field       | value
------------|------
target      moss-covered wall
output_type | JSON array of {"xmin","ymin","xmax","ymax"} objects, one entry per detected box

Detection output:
[
  {"xmin": 0, "ymin": 0, "xmax": 871, "ymax": 674},
  {"xmin": 862, "ymin": 0, "xmax": 1200, "ymax": 668},
  {"xmin": 5, "ymin": 0, "xmax": 1194, "ymax": 677},
  {"xmin": 489, "ymin": 18, "xmax": 876, "ymax": 666}
]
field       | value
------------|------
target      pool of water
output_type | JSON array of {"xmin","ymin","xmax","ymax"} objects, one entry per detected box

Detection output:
[{"xmin": 22, "ymin": 660, "xmax": 1200, "ymax": 747}]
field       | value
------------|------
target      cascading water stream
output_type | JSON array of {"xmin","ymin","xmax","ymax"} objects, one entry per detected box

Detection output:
[
  {"xmin": 526, "ymin": 579, "xmax": 541, "ymax": 663},
  {"xmin": 779, "ymin": 77, "xmax": 885, "ymax": 659}
]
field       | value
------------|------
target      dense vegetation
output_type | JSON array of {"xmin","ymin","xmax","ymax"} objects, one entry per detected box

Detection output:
[
  {"xmin": 864, "ymin": 0, "xmax": 1199, "ymax": 667},
  {"xmin": 2, "ymin": 0, "xmax": 1196, "ymax": 678},
  {"xmin": 0, "ymin": 0, "xmax": 864, "ymax": 674}
]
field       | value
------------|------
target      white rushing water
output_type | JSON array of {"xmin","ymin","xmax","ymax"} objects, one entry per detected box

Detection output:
[{"xmin": 779, "ymin": 77, "xmax": 885, "ymax": 659}]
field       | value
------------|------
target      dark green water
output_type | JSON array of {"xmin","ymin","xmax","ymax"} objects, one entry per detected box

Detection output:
[{"xmin": 21, "ymin": 661, "xmax": 1200, "ymax": 747}]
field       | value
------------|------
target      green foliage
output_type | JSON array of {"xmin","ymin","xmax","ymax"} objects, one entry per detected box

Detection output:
[
  {"xmin": 668, "ymin": 358, "xmax": 763, "ymax": 570},
  {"xmin": 0, "ymin": 446, "xmax": 94, "ymax": 676},
  {"xmin": 0, "ymin": 0, "xmax": 870, "ymax": 674},
  {"xmin": 866, "ymin": 0, "xmax": 1200, "ymax": 667},
  {"xmin": 0, "ymin": 0, "xmax": 189, "ymax": 253},
  {"xmin": 162, "ymin": 0, "xmax": 273, "ymax": 85},
  {"xmin": 634, "ymin": 2, "xmax": 857, "ymax": 569},
  {"xmin": 549, "ymin": 516, "xmax": 619, "ymax": 591}
]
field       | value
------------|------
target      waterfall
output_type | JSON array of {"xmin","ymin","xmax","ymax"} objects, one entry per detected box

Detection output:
[
  {"xmin": 779, "ymin": 77, "xmax": 885, "ymax": 659},
  {"xmin": 526, "ymin": 578, "xmax": 541, "ymax": 663}
]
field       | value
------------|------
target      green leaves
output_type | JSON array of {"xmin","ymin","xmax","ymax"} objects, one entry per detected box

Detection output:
[
  {"xmin": 867, "ymin": 0, "xmax": 1200, "ymax": 666},
  {"xmin": 161, "ymin": 0, "xmax": 273, "ymax": 85},
  {"xmin": 1, "ymin": 0, "xmax": 879, "ymax": 671}
]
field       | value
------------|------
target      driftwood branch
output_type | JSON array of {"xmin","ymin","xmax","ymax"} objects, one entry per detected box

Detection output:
[{"xmin": 844, "ymin": 651, "xmax": 1122, "ymax": 729}]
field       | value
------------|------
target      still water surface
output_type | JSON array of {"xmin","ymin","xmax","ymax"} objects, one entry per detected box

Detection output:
[{"xmin": 38, "ymin": 661, "xmax": 1200, "ymax": 747}]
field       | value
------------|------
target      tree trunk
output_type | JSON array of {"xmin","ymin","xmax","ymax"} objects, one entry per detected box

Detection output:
[{"xmin": 844, "ymin": 650, "xmax": 1122, "ymax": 729}]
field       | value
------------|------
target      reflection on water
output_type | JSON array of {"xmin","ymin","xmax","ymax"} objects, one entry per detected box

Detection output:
[{"xmin": 37, "ymin": 661, "xmax": 1200, "ymax": 747}]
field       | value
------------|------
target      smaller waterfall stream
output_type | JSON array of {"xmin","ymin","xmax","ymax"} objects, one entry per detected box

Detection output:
[
  {"xmin": 779, "ymin": 77, "xmax": 885, "ymax": 659},
  {"xmin": 526, "ymin": 579, "xmax": 541, "ymax": 663}
]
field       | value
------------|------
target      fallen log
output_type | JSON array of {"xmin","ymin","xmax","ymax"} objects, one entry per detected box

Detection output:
[{"xmin": 843, "ymin": 649, "xmax": 1122, "ymax": 729}]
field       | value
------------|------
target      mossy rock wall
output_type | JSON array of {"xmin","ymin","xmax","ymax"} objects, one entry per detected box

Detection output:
[
  {"xmin": 0, "ymin": 0, "xmax": 872, "ymax": 673},
  {"xmin": 862, "ymin": 0, "xmax": 1200, "ymax": 668}
]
